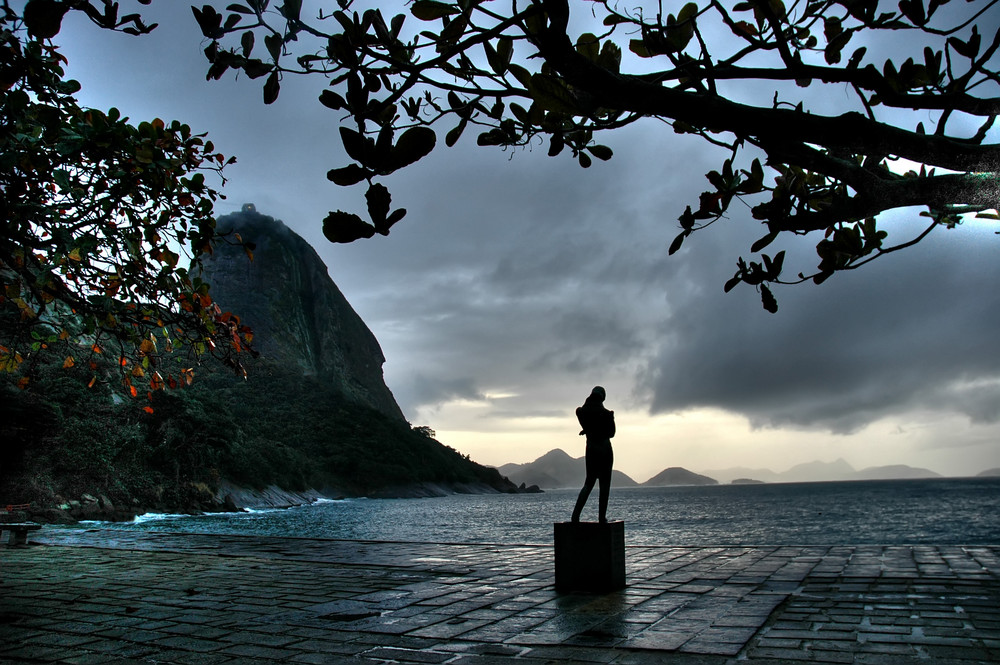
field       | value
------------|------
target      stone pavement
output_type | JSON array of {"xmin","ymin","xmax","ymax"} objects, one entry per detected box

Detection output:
[{"xmin": 0, "ymin": 529, "xmax": 998, "ymax": 664}]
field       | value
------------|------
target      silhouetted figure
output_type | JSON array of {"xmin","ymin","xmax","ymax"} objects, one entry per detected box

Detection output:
[{"xmin": 571, "ymin": 386, "xmax": 615, "ymax": 523}]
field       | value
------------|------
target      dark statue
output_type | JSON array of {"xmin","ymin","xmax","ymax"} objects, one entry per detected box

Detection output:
[{"xmin": 571, "ymin": 386, "xmax": 616, "ymax": 523}]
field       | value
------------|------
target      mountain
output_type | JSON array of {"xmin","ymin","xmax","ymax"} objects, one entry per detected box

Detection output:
[
  {"xmin": 699, "ymin": 466, "xmax": 784, "ymax": 484},
  {"xmin": 499, "ymin": 448, "xmax": 639, "ymax": 489},
  {"xmin": 642, "ymin": 467, "xmax": 718, "ymax": 487},
  {"xmin": 702, "ymin": 459, "xmax": 945, "ymax": 484},
  {"xmin": 853, "ymin": 465, "xmax": 941, "ymax": 480},
  {"xmin": 978, "ymin": 468, "xmax": 1000, "ymax": 477},
  {"xmin": 1, "ymin": 206, "xmax": 522, "ymax": 521},
  {"xmin": 205, "ymin": 204, "xmax": 404, "ymax": 421},
  {"xmin": 783, "ymin": 458, "xmax": 857, "ymax": 482}
]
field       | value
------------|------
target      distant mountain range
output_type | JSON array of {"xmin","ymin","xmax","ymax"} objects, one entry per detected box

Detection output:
[
  {"xmin": 498, "ymin": 450, "xmax": 965, "ymax": 488},
  {"xmin": 700, "ymin": 458, "xmax": 944, "ymax": 484},
  {"xmin": 498, "ymin": 450, "xmax": 716, "ymax": 489}
]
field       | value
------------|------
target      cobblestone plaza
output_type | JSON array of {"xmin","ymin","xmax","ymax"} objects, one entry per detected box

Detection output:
[{"xmin": 1, "ymin": 529, "xmax": 998, "ymax": 663}]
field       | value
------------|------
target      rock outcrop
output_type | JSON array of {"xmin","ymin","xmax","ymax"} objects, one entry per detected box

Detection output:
[{"xmin": 202, "ymin": 204, "xmax": 404, "ymax": 422}]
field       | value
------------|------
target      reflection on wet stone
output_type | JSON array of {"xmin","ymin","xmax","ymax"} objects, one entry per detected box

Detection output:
[{"xmin": 2, "ymin": 530, "xmax": 998, "ymax": 664}]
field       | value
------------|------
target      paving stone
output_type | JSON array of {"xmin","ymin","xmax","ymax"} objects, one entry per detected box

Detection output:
[{"xmin": 1, "ymin": 532, "xmax": 997, "ymax": 664}]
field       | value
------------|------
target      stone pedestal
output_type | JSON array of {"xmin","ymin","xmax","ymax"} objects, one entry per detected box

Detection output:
[{"xmin": 553, "ymin": 521, "xmax": 626, "ymax": 592}]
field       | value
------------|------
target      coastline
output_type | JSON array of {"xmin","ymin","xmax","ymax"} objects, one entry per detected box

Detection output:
[{"xmin": 13, "ymin": 478, "xmax": 542, "ymax": 525}]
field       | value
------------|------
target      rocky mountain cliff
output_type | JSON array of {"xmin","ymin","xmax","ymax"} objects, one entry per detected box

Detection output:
[
  {"xmin": 203, "ymin": 204, "xmax": 403, "ymax": 421},
  {"xmin": 1, "ymin": 205, "xmax": 522, "ymax": 522}
]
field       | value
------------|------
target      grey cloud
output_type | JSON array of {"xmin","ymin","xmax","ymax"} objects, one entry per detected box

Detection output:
[
  {"xmin": 479, "ymin": 409, "xmax": 568, "ymax": 420},
  {"xmin": 396, "ymin": 374, "xmax": 486, "ymax": 414},
  {"xmin": 645, "ymin": 222, "xmax": 1000, "ymax": 433}
]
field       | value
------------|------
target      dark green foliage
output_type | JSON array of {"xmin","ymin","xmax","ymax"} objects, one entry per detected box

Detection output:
[
  {"xmin": 0, "ymin": 350, "xmax": 511, "ymax": 510},
  {"xmin": 186, "ymin": 358, "xmax": 506, "ymax": 494}
]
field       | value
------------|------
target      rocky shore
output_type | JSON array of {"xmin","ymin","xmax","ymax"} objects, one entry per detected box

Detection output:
[{"xmin": 10, "ymin": 478, "xmax": 542, "ymax": 525}]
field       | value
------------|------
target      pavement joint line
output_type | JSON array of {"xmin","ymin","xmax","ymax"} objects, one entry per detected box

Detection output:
[{"xmin": 0, "ymin": 529, "xmax": 997, "ymax": 663}]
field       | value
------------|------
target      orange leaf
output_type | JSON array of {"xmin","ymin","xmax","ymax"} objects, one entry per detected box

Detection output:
[
  {"xmin": 143, "ymin": 406, "xmax": 155, "ymax": 414},
  {"xmin": 129, "ymin": 385, "xmax": 138, "ymax": 398},
  {"xmin": 62, "ymin": 356, "xmax": 75, "ymax": 368},
  {"xmin": 88, "ymin": 376, "xmax": 97, "ymax": 388},
  {"xmin": 91, "ymin": 344, "xmax": 103, "ymax": 354},
  {"xmin": 17, "ymin": 377, "xmax": 29, "ymax": 390}
]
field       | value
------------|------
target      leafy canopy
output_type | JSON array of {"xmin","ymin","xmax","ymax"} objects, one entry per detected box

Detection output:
[
  {"xmin": 1, "ymin": 0, "xmax": 254, "ymax": 398},
  {"xmin": 196, "ymin": 0, "xmax": 998, "ymax": 311}
]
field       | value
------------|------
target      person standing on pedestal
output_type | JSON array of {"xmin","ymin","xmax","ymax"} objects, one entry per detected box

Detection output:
[{"xmin": 571, "ymin": 385, "xmax": 616, "ymax": 523}]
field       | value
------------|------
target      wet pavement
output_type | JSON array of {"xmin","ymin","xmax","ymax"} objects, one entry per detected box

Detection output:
[{"xmin": 1, "ymin": 528, "xmax": 998, "ymax": 663}]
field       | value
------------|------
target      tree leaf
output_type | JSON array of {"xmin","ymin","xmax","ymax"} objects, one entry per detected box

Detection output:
[
  {"xmin": 751, "ymin": 231, "xmax": 778, "ymax": 253},
  {"xmin": 340, "ymin": 127, "xmax": 373, "ymax": 165},
  {"xmin": 323, "ymin": 211, "xmax": 376, "ymax": 243},
  {"xmin": 263, "ymin": 71, "xmax": 280, "ymax": 104},
  {"xmin": 366, "ymin": 183, "xmax": 391, "ymax": 227},
  {"xmin": 589, "ymin": 144, "xmax": 613, "ymax": 161},
  {"xmin": 411, "ymin": 0, "xmax": 459, "ymax": 21},
  {"xmin": 391, "ymin": 126, "xmax": 436, "ymax": 170},
  {"xmin": 319, "ymin": 89, "xmax": 346, "ymax": 110},
  {"xmin": 191, "ymin": 5, "xmax": 224, "ymax": 39},
  {"xmin": 326, "ymin": 164, "xmax": 370, "ymax": 186},
  {"xmin": 446, "ymin": 118, "xmax": 468, "ymax": 147},
  {"xmin": 760, "ymin": 284, "xmax": 778, "ymax": 313},
  {"xmin": 669, "ymin": 231, "xmax": 687, "ymax": 255},
  {"xmin": 241, "ymin": 30, "xmax": 255, "ymax": 57}
]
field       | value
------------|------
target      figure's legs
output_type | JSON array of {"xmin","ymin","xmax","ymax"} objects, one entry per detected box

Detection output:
[
  {"xmin": 572, "ymin": 475, "xmax": 595, "ymax": 522},
  {"xmin": 597, "ymin": 477, "xmax": 610, "ymax": 523},
  {"xmin": 597, "ymin": 448, "xmax": 614, "ymax": 523}
]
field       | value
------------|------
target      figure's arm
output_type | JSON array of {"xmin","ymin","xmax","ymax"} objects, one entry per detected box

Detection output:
[{"xmin": 608, "ymin": 411, "xmax": 616, "ymax": 439}]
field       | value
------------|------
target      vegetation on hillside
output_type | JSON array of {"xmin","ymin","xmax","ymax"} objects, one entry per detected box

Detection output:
[{"xmin": 0, "ymin": 351, "xmax": 514, "ymax": 513}]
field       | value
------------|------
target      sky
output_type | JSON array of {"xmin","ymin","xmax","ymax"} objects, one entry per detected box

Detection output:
[{"xmin": 49, "ymin": 1, "xmax": 1000, "ymax": 481}]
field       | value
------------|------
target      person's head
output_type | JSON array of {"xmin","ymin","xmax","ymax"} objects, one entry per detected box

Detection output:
[{"xmin": 590, "ymin": 385, "xmax": 606, "ymax": 403}]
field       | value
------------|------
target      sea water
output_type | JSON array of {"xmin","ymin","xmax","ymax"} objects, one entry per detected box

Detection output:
[{"xmin": 73, "ymin": 478, "xmax": 1000, "ymax": 546}]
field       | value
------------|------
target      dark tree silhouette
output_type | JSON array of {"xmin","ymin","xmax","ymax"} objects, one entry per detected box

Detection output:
[
  {"xmin": 1, "ymin": 0, "xmax": 254, "ymax": 395},
  {"xmin": 196, "ymin": 0, "xmax": 998, "ymax": 310}
]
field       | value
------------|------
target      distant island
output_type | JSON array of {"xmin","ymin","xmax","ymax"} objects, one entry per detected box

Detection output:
[
  {"xmin": 498, "ymin": 452, "xmax": 985, "ymax": 487},
  {"xmin": 500, "ymin": 449, "xmax": 716, "ymax": 489},
  {"xmin": 643, "ymin": 467, "xmax": 717, "ymax": 487},
  {"xmin": 699, "ymin": 458, "xmax": 946, "ymax": 484}
]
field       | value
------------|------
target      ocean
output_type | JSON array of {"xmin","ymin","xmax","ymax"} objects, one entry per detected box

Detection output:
[{"xmin": 69, "ymin": 477, "xmax": 1000, "ymax": 546}]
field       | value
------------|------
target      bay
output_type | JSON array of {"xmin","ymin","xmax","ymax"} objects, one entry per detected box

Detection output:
[{"xmin": 72, "ymin": 477, "xmax": 1000, "ymax": 546}]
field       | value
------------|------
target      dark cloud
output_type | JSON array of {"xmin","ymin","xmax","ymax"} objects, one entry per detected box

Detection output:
[{"xmin": 645, "ymin": 220, "xmax": 1000, "ymax": 433}]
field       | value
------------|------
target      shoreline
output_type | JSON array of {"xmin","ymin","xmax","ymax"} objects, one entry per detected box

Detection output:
[{"xmin": 12, "ymin": 478, "xmax": 543, "ymax": 525}]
